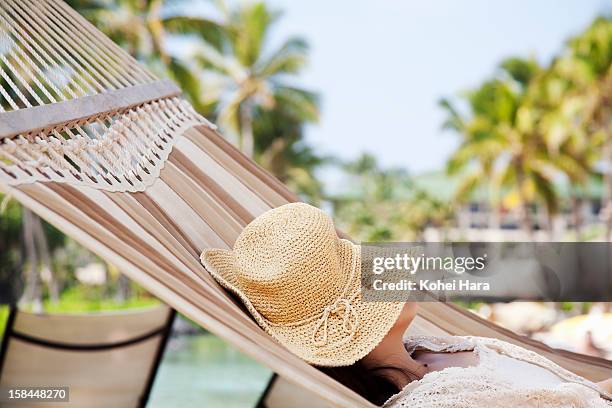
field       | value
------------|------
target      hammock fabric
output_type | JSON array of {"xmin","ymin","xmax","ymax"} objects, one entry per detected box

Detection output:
[{"xmin": 0, "ymin": 1, "xmax": 610, "ymax": 407}]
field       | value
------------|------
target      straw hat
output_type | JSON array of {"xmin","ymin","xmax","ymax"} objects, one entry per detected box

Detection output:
[{"xmin": 200, "ymin": 202, "xmax": 404, "ymax": 366}]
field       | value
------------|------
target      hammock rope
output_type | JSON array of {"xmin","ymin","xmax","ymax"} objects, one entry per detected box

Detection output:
[{"xmin": 0, "ymin": 1, "xmax": 610, "ymax": 407}]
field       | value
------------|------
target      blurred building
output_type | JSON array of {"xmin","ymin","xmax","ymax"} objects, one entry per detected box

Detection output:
[{"xmin": 412, "ymin": 171, "xmax": 605, "ymax": 241}]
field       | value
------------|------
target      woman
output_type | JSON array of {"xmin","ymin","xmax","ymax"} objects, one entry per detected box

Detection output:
[{"xmin": 201, "ymin": 203, "xmax": 612, "ymax": 407}]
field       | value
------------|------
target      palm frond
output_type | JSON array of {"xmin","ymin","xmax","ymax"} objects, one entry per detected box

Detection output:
[
  {"xmin": 438, "ymin": 98, "xmax": 464, "ymax": 131},
  {"xmin": 272, "ymin": 85, "xmax": 319, "ymax": 122},
  {"xmin": 228, "ymin": 1, "xmax": 276, "ymax": 67},
  {"xmin": 256, "ymin": 37, "xmax": 308, "ymax": 76},
  {"xmin": 194, "ymin": 43, "xmax": 245, "ymax": 80},
  {"xmin": 454, "ymin": 170, "xmax": 483, "ymax": 203},
  {"xmin": 163, "ymin": 15, "xmax": 226, "ymax": 50}
]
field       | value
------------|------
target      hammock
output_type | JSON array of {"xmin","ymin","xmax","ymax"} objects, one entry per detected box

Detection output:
[{"xmin": 0, "ymin": 1, "xmax": 609, "ymax": 407}]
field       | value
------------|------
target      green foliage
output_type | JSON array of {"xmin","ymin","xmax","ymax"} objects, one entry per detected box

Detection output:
[
  {"xmin": 41, "ymin": 285, "xmax": 158, "ymax": 313},
  {"xmin": 0, "ymin": 194, "xmax": 22, "ymax": 272},
  {"xmin": 0, "ymin": 306, "xmax": 9, "ymax": 336},
  {"xmin": 331, "ymin": 154, "xmax": 454, "ymax": 241},
  {"xmin": 568, "ymin": 17, "xmax": 612, "ymax": 78},
  {"xmin": 0, "ymin": 290, "xmax": 158, "ymax": 336},
  {"xmin": 501, "ymin": 57, "xmax": 540, "ymax": 87},
  {"xmin": 1, "ymin": 196, "xmax": 25, "ymax": 304}
]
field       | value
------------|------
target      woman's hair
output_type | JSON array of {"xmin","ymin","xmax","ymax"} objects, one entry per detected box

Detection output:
[{"xmin": 319, "ymin": 360, "xmax": 421, "ymax": 406}]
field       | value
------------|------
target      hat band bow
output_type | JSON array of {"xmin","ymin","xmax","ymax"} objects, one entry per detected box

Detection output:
[{"xmin": 311, "ymin": 295, "xmax": 360, "ymax": 347}]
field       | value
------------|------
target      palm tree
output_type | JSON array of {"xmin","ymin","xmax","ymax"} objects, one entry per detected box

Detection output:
[
  {"xmin": 193, "ymin": 1, "xmax": 319, "ymax": 158},
  {"xmin": 527, "ymin": 59, "xmax": 603, "ymax": 237},
  {"xmin": 557, "ymin": 17, "xmax": 612, "ymax": 237},
  {"xmin": 441, "ymin": 58, "xmax": 563, "ymax": 237}
]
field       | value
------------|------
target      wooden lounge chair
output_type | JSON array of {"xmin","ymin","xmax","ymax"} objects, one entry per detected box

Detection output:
[{"xmin": 0, "ymin": 305, "xmax": 175, "ymax": 408}]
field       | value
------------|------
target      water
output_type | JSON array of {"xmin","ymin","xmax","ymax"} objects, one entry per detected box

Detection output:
[{"xmin": 148, "ymin": 335, "xmax": 272, "ymax": 407}]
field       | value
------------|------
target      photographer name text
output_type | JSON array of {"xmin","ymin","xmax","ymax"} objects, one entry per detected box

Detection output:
[{"xmin": 372, "ymin": 278, "xmax": 490, "ymax": 292}]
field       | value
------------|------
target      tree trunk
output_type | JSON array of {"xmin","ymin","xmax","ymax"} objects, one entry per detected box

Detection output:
[
  {"xmin": 240, "ymin": 102, "xmax": 254, "ymax": 158},
  {"xmin": 520, "ymin": 202, "xmax": 534, "ymax": 238},
  {"xmin": 545, "ymin": 209, "xmax": 554, "ymax": 241},
  {"xmin": 20, "ymin": 209, "xmax": 42, "ymax": 312},
  {"xmin": 489, "ymin": 204, "xmax": 501, "ymax": 229},
  {"xmin": 571, "ymin": 196, "xmax": 583, "ymax": 240},
  {"xmin": 33, "ymin": 216, "xmax": 59, "ymax": 303},
  {"xmin": 515, "ymin": 168, "xmax": 534, "ymax": 239},
  {"xmin": 147, "ymin": 1, "xmax": 170, "ymax": 66},
  {"xmin": 116, "ymin": 274, "xmax": 131, "ymax": 302}
]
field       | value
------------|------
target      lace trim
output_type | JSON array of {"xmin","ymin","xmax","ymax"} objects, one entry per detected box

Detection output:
[{"xmin": 404, "ymin": 335, "xmax": 477, "ymax": 354}]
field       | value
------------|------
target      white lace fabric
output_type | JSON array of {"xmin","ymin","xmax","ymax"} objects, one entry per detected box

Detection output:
[{"xmin": 383, "ymin": 336, "xmax": 612, "ymax": 408}]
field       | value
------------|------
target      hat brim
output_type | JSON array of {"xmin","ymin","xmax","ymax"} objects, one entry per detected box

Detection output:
[{"xmin": 201, "ymin": 239, "xmax": 404, "ymax": 367}]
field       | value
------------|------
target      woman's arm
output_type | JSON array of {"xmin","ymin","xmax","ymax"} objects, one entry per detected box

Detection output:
[{"xmin": 597, "ymin": 378, "xmax": 612, "ymax": 394}]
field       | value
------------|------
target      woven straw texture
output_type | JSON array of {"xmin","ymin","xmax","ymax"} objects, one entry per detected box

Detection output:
[{"xmin": 201, "ymin": 203, "xmax": 404, "ymax": 366}]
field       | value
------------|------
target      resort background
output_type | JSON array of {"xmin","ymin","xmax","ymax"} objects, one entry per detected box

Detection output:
[{"xmin": 0, "ymin": 0, "xmax": 610, "ymax": 406}]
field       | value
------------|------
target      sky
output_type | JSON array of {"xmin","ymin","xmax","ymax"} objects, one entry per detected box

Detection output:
[{"xmin": 262, "ymin": 0, "xmax": 609, "ymax": 175}]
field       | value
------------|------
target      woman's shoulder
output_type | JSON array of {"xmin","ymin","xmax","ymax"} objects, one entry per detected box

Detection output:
[{"xmin": 404, "ymin": 335, "xmax": 592, "ymax": 383}]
